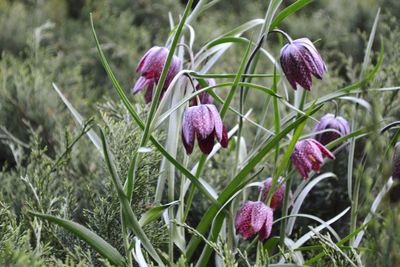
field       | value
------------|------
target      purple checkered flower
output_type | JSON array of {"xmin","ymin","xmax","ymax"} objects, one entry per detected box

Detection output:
[
  {"xmin": 260, "ymin": 177, "xmax": 292, "ymax": 210},
  {"xmin": 191, "ymin": 78, "xmax": 216, "ymax": 106},
  {"xmin": 291, "ymin": 138, "xmax": 335, "ymax": 179},
  {"xmin": 312, "ymin": 113, "xmax": 350, "ymax": 145},
  {"xmin": 181, "ymin": 104, "xmax": 228, "ymax": 155},
  {"xmin": 131, "ymin": 46, "xmax": 181, "ymax": 103},
  {"xmin": 280, "ymin": 38, "xmax": 327, "ymax": 90},
  {"xmin": 235, "ymin": 201, "xmax": 274, "ymax": 241}
]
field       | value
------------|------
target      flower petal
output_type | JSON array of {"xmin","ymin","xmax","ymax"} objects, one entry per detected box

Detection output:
[
  {"xmin": 182, "ymin": 108, "xmax": 195, "ymax": 155},
  {"xmin": 144, "ymin": 82, "xmax": 155, "ymax": 104},
  {"xmin": 220, "ymin": 126, "xmax": 229, "ymax": 148},
  {"xmin": 132, "ymin": 76, "xmax": 150, "ymax": 94},
  {"xmin": 197, "ymin": 133, "xmax": 215, "ymax": 155},
  {"xmin": 191, "ymin": 105, "xmax": 215, "ymax": 139},
  {"xmin": 235, "ymin": 201, "xmax": 255, "ymax": 239},
  {"xmin": 136, "ymin": 47, "xmax": 157, "ymax": 73},
  {"xmin": 250, "ymin": 201, "xmax": 268, "ymax": 233},
  {"xmin": 258, "ymin": 207, "xmax": 273, "ymax": 241},
  {"xmin": 311, "ymin": 139, "xmax": 335, "ymax": 159},
  {"xmin": 206, "ymin": 104, "xmax": 224, "ymax": 141},
  {"xmin": 296, "ymin": 38, "xmax": 327, "ymax": 78}
]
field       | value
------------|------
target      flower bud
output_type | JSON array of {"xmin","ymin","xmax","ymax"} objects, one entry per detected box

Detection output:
[{"xmin": 259, "ymin": 177, "xmax": 289, "ymax": 210}]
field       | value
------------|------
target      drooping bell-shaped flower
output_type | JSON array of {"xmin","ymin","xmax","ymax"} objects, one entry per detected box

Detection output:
[
  {"xmin": 291, "ymin": 138, "xmax": 335, "ymax": 179},
  {"xmin": 181, "ymin": 104, "xmax": 228, "ymax": 155},
  {"xmin": 235, "ymin": 201, "xmax": 274, "ymax": 241},
  {"xmin": 312, "ymin": 113, "xmax": 350, "ymax": 145},
  {"xmin": 280, "ymin": 38, "xmax": 327, "ymax": 90},
  {"xmin": 191, "ymin": 78, "xmax": 216, "ymax": 106},
  {"xmin": 260, "ymin": 177, "xmax": 292, "ymax": 210},
  {"xmin": 131, "ymin": 46, "xmax": 181, "ymax": 103},
  {"xmin": 392, "ymin": 142, "xmax": 400, "ymax": 180}
]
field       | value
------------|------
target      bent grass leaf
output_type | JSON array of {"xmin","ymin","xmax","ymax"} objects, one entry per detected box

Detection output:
[
  {"xmin": 139, "ymin": 201, "xmax": 179, "ymax": 227},
  {"xmin": 269, "ymin": 0, "xmax": 314, "ymax": 30},
  {"xmin": 339, "ymin": 96, "xmax": 371, "ymax": 111},
  {"xmin": 132, "ymin": 238, "xmax": 149, "ymax": 267},
  {"xmin": 304, "ymin": 222, "xmax": 369, "ymax": 265},
  {"xmin": 52, "ymin": 83, "xmax": 102, "ymax": 152},
  {"xmin": 286, "ymin": 172, "xmax": 337, "ymax": 235},
  {"xmin": 275, "ymin": 213, "xmax": 340, "ymax": 242},
  {"xmin": 30, "ymin": 212, "xmax": 126, "ymax": 267},
  {"xmin": 353, "ymin": 176, "xmax": 393, "ymax": 247},
  {"xmin": 293, "ymin": 207, "xmax": 350, "ymax": 249}
]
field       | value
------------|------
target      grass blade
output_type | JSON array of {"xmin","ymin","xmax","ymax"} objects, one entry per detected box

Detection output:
[
  {"xmin": 30, "ymin": 212, "xmax": 126, "ymax": 267},
  {"xmin": 139, "ymin": 201, "xmax": 179, "ymax": 227},
  {"xmin": 293, "ymin": 207, "xmax": 350, "ymax": 249},
  {"xmin": 287, "ymin": 173, "xmax": 337, "ymax": 235},
  {"xmin": 52, "ymin": 83, "xmax": 102, "ymax": 152},
  {"xmin": 269, "ymin": 0, "xmax": 314, "ymax": 30},
  {"xmin": 353, "ymin": 176, "xmax": 393, "ymax": 247}
]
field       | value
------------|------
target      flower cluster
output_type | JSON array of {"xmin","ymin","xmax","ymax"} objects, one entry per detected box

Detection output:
[{"xmin": 133, "ymin": 33, "xmax": 343, "ymax": 243}]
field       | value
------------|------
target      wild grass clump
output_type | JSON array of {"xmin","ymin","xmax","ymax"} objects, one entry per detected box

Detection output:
[{"xmin": 1, "ymin": 0, "xmax": 400, "ymax": 266}]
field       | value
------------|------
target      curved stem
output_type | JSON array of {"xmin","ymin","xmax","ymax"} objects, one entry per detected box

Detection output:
[
  {"xmin": 332, "ymin": 100, "xmax": 339, "ymax": 117},
  {"xmin": 270, "ymin": 29, "xmax": 293, "ymax": 43},
  {"xmin": 381, "ymin": 121, "xmax": 400, "ymax": 134}
]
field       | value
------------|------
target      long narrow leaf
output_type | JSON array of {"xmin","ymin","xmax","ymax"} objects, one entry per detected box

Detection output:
[
  {"xmin": 293, "ymin": 207, "xmax": 350, "ymax": 249},
  {"xmin": 30, "ymin": 212, "xmax": 126, "ymax": 267},
  {"xmin": 353, "ymin": 176, "xmax": 393, "ymax": 247},
  {"xmin": 287, "ymin": 173, "xmax": 336, "ymax": 235},
  {"xmin": 139, "ymin": 201, "xmax": 179, "ymax": 227},
  {"xmin": 269, "ymin": 0, "xmax": 314, "ymax": 30},
  {"xmin": 52, "ymin": 83, "xmax": 102, "ymax": 152}
]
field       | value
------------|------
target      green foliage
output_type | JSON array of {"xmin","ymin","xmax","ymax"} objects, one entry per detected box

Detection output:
[{"xmin": 1, "ymin": 0, "xmax": 400, "ymax": 266}]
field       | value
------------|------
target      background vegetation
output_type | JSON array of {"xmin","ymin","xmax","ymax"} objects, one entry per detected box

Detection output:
[{"xmin": 0, "ymin": 0, "xmax": 399, "ymax": 266}]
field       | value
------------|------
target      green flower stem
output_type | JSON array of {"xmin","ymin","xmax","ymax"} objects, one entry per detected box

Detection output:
[
  {"xmin": 272, "ymin": 67, "xmax": 281, "ymax": 164},
  {"xmin": 183, "ymin": 155, "xmax": 207, "ymax": 222},
  {"xmin": 279, "ymin": 174, "xmax": 292, "ymax": 249},
  {"xmin": 121, "ymin": 210, "xmax": 133, "ymax": 267}
]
